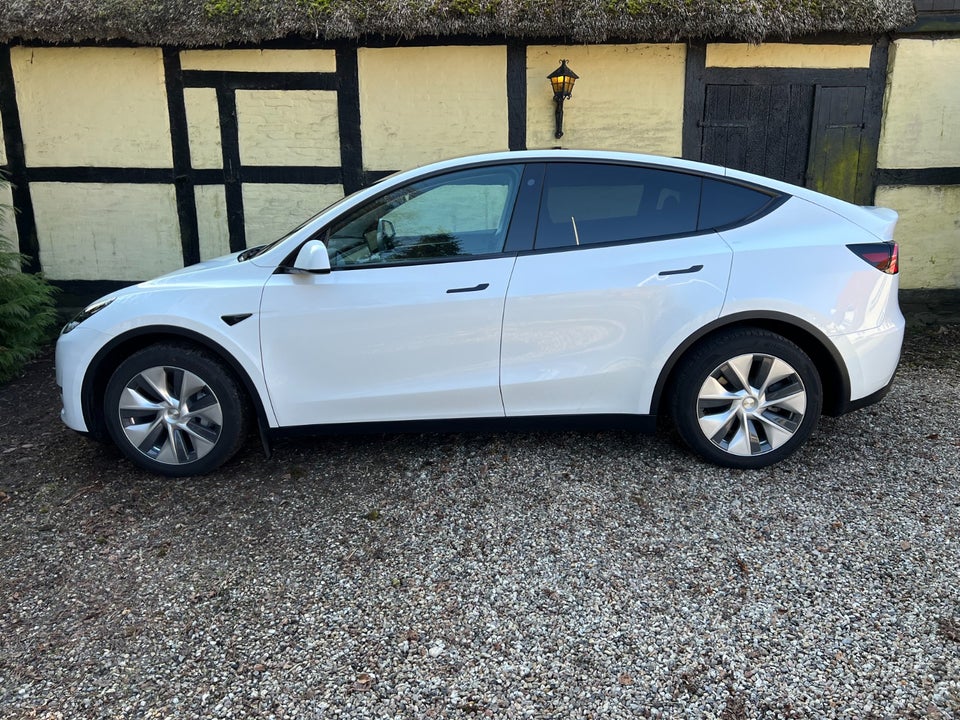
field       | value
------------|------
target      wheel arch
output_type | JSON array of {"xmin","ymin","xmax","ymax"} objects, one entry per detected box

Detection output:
[
  {"xmin": 651, "ymin": 312, "xmax": 851, "ymax": 420},
  {"xmin": 81, "ymin": 325, "xmax": 269, "ymax": 441}
]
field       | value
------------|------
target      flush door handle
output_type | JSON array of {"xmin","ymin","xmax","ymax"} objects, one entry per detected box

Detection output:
[
  {"xmin": 658, "ymin": 264, "xmax": 703, "ymax": 277},
  {"xmin": 446, "ymin": 283, "xmax": 490, "ymax": 294}
]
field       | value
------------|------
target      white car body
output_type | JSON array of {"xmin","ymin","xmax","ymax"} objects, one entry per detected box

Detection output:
[{"xmin": 55, "ymin": 150, "xmax": 904, "ymax": 474}]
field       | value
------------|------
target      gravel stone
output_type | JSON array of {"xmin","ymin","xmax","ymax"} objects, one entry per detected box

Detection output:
[{"xmin": 0, "ymin": 324, "xmax": 958, "ymax": 718}]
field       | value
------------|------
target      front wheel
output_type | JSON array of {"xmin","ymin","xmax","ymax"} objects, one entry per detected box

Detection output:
[
  {"xmin": 103, "ymin": 344, "xmax": 249, "ymax": 476},
  {"xmin": 670, "ymin": 328, "xmax": 823, "ymax": 469}
]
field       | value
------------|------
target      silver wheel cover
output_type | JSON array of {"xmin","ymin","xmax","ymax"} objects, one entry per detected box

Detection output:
[
  {"xmin": 117, "ymin": 365, "xmax": 223, "ymax": 465},
  {"xmin": 696, "ymin": 353, "xmax": 807, "ymax": 457}
]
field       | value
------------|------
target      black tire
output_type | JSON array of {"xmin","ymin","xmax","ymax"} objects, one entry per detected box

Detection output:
[
  {"xmin": 669, "ymin": 328, "xmax": 822, "ymax": 469},
  {"xmin": 103, "ymin": 343, "xmax": 249, "ymax": 477}
]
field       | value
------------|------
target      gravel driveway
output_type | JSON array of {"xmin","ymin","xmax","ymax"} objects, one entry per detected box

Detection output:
[{"xmin": 1, "ymin": 324, "xmax": 958, "ymax": 719}]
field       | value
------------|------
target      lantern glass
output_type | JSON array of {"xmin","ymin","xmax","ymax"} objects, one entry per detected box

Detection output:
[{"xmin": 547, "ymin": 60, "xmax": 578, "ymax": 99}]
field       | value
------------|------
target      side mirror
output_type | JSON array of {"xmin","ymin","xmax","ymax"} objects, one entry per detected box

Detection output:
[
  {"xmin": 292, "ymin": 240, "xmax": 331, "ymax": 274},
  {"xmin": 377, "ymin": 218, "xmax": 396, "ymax": 246}
]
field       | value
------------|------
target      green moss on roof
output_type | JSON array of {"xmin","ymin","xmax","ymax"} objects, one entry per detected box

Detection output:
[{"xmin": 0, "ymin": 0, "xmax": 915, "ymax": 46}]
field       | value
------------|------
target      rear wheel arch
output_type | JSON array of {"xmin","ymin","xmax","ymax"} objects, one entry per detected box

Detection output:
[
  {"xmin": 81, "ymin": 326, "xmax": 268, "ymax": 441},
  {"xmin": 652, "ymin": 313, "xmax": 850, "ymax": 420},
  {"xmin": 668, "ymin": 327, "xmax": 822, "ymax": 468}
]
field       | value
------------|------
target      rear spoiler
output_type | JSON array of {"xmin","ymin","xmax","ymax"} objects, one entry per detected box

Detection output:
[{"xmin": 857, "ymin": 206, "xmax": 899, "ymax": 242}]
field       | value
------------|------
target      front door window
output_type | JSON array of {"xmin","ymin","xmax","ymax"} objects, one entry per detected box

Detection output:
[{"xmin": 324, "ymin": 165, "xmax": 523, "ymax": 267}]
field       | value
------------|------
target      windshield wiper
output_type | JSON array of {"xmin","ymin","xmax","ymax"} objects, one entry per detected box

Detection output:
[{"xmin": 237, "ymin": 245, "xmax": 266, "ymax": 262}]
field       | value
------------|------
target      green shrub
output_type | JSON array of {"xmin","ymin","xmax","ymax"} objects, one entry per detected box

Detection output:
[{"xmin": 0, "ymin": 202, "xmax": 60, "ymax": 385}]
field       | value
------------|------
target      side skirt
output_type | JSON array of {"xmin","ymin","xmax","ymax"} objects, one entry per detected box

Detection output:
[{"xmin": 269, "ymin": 414, "xmax": 657, "ymax": 439}]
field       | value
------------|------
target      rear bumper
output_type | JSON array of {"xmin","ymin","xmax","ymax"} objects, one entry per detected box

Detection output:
[
  {"xmin": 828, "ymin": 369, "xmax": 897, "ymax": 416},
  {"xmin": 827, "ymin": 303, "xmax": 904, "ymax": 414}
]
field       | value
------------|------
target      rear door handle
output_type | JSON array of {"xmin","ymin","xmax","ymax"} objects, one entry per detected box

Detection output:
[
  {"xmin": 446, "ymin": 283, "xmax": 490, "ymax": 294},
  {"xmin": 658, "ymin": 264, "xmax": 703, "ymax": 277}
]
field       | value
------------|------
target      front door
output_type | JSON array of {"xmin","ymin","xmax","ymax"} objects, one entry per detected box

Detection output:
[{"xmin": 259, "ymin": 164, "xmax": 524, "ymax": 427}]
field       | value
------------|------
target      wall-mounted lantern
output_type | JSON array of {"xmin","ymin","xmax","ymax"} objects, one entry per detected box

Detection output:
[{"xmin": 547, "ymin": 59, "xmax": 579, "ymax": 139}]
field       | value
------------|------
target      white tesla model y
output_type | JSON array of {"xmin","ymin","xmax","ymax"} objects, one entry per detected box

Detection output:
[{"xmin": 56, "ymin": 151, "xmax": 904, "ymax": 476}]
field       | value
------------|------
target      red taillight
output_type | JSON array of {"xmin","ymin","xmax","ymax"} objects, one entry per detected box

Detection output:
[{"xmin": 847, "ymin": 242, "xmax": 899, "ymax": 274}]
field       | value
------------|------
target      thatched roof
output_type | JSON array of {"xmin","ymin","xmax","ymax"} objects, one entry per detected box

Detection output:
[{"xmin": 0, "ymin": 0, "xmax": 915, "ymax": 46}]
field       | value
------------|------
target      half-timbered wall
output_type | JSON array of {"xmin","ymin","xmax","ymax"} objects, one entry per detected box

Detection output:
[
  {"xmin": 876, "ymin": 37, "xmax": 960, "ymax": 290},
  {"xmin": 0, "ymin": 115, "xmax": 13, "ymax": 246},
  {"xmin": 0, "ymin": 37, "xmax": 957, "ymax": 295}
]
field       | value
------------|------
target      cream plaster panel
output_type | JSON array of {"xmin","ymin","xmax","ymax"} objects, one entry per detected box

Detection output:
[
  {"xmin": 359, "ymin": 47, "xmax": 508, "ymax": 171},
  {"xmin": 0, "ymin": 184, "xmax": 18, "ymax": 253},
  {"xmin": 875, "ymin": 185, "xmax": 960, "ymax": 289},
  {"xmin": 180, "ymin": 49, "xmax": 336, "ymax": 73},
  {"xmin": 526, "ymin": 45, "xmax": 685, "ymax": 155},
  {"xmin": 10, "ymin": 47, "xmax": 172, "ymax": 168},
  {"xmin": 878, "ymin": 39, "xmax": 960, "ymax": 169},
  {"xmin": 242, "ymin": 183, "xmax": 344, "ymax": 247},
  {"xmin": 184, "ymin": 88, "xmax": 223, "ymax": 170},
  {"xmin": 195, "ymin": 185, "xmax": 231, "ymax": 261},
  {"xmin": 0, "ymin": 121, "xmax": 6, "ymax": 165},
  {"xmin": 31, "ymin": 183, "xmax": 182, "ymax": 281},
  {"xmin": 706, "ymin": 43, "xmax": 872, "ymax": 68},
  {"xmin": 237, "ymin": 90, "xmax": 341, "ymax": 167}
]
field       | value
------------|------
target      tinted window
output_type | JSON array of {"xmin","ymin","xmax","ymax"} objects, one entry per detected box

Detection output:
[
  {"xmin": 535, "ymin": 163, "xmax": 702, "ymax": 249},
  {"xmin": 698, "ymin": 179, "xmax": 776, "ymax": 230},
  {"xmin": 325, "ymin": 165, "xmax": 522, "ymax": 267}
]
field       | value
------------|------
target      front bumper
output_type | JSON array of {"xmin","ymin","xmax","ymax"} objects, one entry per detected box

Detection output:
[{"xmin": 55, "ymin": 325, "xmax": 110, "ymax": 433}]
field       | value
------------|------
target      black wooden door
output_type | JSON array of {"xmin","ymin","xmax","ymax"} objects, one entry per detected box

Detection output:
[
  {"xmin": 701, "ymin": 84, "xmax": 814, "ymax": 187},
  {"xmin": 806, "ymin": 85, "xmax": 869, "ymax": 203},
  {"xmin": 699, "ymin": 82, "xmax": 870, "ymax": 203}
]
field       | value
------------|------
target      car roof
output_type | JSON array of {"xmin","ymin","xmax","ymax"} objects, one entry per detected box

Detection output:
[
  {"xmin": 250, "ymin": 150, "xmax": 894, "ymax": 268},
  {"xmin": 390, "ymin": 149, "xmax": 731, "ymax": 182},
  {"xmin": 391, "ymin": 150, "xmax": 893, "ymax": 239}
]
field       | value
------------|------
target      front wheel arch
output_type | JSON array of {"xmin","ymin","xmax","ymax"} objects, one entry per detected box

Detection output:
[
  {"xmin": 651, "ymin": 313, "xmax": 849, "ymax": 421},
  {"xmin": 81, "ymin": 326, "xmax": 268, "ymax": 442},
  {"xmin": 103, "ymin": 342, "xmax": 251, "ymax": 475}
]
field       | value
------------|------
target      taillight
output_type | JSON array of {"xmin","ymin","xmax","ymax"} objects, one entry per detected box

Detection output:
[{"xmin": 847, "ymin": 242, "xmax": 899, "ymax": 274}]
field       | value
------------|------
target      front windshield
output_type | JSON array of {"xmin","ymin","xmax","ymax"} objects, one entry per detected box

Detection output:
[{"xmin": 237, "ymin": 192, "xmax": 357, "ymax": 261}]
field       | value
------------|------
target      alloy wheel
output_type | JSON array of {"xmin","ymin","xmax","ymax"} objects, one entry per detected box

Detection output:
[
  {"xmin": 117, "ymin": 365, "xmax": 224, "ymax": 465},
  {"xmin": 696, "ymin": 352, "xmax": 807, "ymax": 457}
]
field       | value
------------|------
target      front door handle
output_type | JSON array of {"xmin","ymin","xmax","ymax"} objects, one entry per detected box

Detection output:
[
  {"xmin": 446, "ymin": 283, "xmax": 490, "ymax": 294},
  {"xmin": 658, "ymin": 264, "xmax": 703, "ymax": 277}
]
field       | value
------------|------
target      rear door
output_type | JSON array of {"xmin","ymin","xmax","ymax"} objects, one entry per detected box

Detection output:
[{"xmin": 500, "ymin": 162, "xmax": 735, "ymax": 417}]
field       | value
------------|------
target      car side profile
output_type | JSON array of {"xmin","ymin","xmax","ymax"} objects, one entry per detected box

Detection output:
[{"xmin": 55, "ymin": 150, "xmax": 904, "ymax": 476}]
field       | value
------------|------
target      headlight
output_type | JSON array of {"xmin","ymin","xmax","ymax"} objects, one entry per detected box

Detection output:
[{"xmin": 61, "ymin": 297, "xmax": 115, "ymax": 335}]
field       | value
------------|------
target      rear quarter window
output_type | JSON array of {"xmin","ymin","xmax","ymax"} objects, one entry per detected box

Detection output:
[{"xmin": 698, "ymin": 179, "xmax": 778, "ymax": 230}]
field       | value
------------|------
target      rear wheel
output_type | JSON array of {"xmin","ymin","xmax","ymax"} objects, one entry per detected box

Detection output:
[
  {"xmin": 103, "ymin": 344, "xmax": 249, "ymax": 476},
  {"xmin": 670, "ymin": 328, "xmax": 822, "ymax": 469}
]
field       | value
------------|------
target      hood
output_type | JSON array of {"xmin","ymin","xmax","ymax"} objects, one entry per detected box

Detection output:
[
  {"xmin": 137, "ymin": 251, "xmax": 246, "ymax": 286},
  {"xmin": 85, "ymin": 250, "xmax": 266, "ymax": 311}
]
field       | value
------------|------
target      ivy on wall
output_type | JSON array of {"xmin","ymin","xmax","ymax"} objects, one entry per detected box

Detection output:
[{"xmin": 0, "ymin": 184, "xmax": 59, "ymax": 384}]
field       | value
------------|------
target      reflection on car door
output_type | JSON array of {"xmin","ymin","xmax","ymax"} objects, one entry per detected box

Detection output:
[{"xmin": 501, "ymin": 241, "xmax": 732, "ymax": 417}]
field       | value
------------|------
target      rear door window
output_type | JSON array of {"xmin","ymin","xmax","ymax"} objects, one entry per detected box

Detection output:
[{"xmin": 534, "ymin": 163, "xmax": 702, "ymax": 249}]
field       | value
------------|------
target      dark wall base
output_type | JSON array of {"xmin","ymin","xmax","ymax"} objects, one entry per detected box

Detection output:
[
  {"xmin": 54, "ymin": 280, "xmax": 138, "ymax": 313},
  {"xmin": 899, "ymin": 288, "xmax": 960, "ymax": 326}
]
